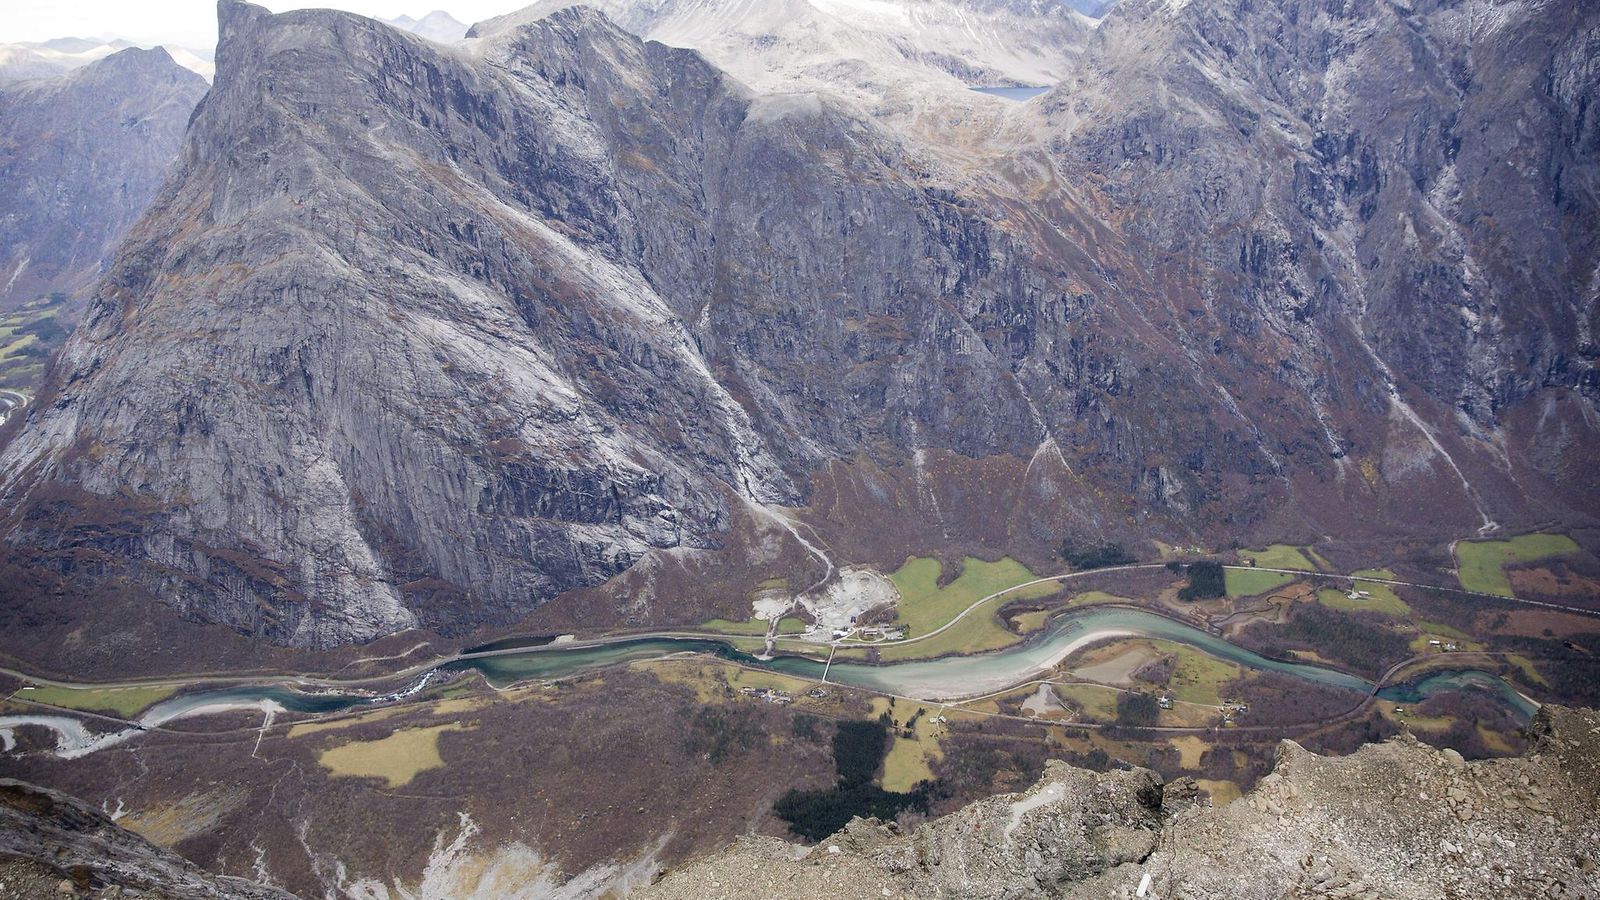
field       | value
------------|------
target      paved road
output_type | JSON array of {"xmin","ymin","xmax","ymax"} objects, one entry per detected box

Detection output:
[
  {"xmin": 782, "ymin": 559, "xmax": 1598, "ymax": 663},
  {"xmin": 1240, "ymin": 565, "xmax": 1600, "ymax": 618},
  {"xmin": 796, "ymin": 563, "xmax": 1169, "ymax": 651},
  {"xmin": 10, "ymin": 633, "xmax": 1529, "ymax": 745},
  {"xmin": 3, "ymin": 560, "xmax": 1588, "ymax": 700},
  {"xmin": 2, "ymin": 586, "xmax": 1561, "ymax": 753},
  {"xmin": 0, "ymin": 389, "xmax": 25, "ymax": 427}
]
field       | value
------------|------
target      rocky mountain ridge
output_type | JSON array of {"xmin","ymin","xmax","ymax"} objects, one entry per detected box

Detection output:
[
  {"xmin": 383, "ymin": 10, "xmax": 471, "ymax": 42},
  {"xmin": 470, "ymin": 0, "xmax": 1097, "ymax": 104},
  {"xmin": 0, "ymin": 0, "xmax": 1117, "ymax": 648},
  {"xmin": 0, "ymin": 47, "xmax": 210, "ymax": 313},
  {"xmin": 0, "ymin": 0, "xmax": 1594, "ymax": 649},
  {"xmin": 0, "ymin": 38, "xmax": 214, "ymax": 84},
  {"xmin": 0, "ymin": 779, "xmax": 296, "ymax": 899},
  {"xmin": 1035, "ymin": 0, "xmax": 1600, "ymax": 534}
]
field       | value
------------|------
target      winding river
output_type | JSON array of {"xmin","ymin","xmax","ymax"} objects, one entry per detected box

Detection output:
[{"xmin": 1, "ymin": 608, "xmax": 1536, "ymax": 758}]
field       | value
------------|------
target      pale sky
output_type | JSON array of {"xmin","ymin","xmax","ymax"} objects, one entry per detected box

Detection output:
[{"xmin": 3, "ymin": 0, "xmax": 522, "ymax": 49}]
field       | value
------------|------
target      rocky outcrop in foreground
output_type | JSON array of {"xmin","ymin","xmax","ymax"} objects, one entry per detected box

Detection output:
[
  {"xmin": 0, "ymin": 779, "xmax": 296, "ymax": 899},
  {"xmin": 644, "ymin": 706, "xmax": 1600, "ymax": 899},
  {"xmin": 1, "ymin": 708, "xmax": 1596, "ymax": 898}
]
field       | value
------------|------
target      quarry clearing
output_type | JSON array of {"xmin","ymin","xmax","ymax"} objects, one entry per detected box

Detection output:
[{"xmin": 793, "ymin": 567, "xmax": 901, "ymax": 639}]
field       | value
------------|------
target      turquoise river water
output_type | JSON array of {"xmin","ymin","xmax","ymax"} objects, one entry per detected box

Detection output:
[{"xmin": 0, "ymin": 607, "xmax": 1536, "ymax": 758}]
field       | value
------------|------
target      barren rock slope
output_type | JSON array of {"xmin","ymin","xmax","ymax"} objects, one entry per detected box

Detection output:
[
  {"xmin": 0, "ymin": 779, "xmax": 296, "ymax": 899},
  {"xmin": 0, "ymin": 0, "xmax": 1595, "ymax": 650}
]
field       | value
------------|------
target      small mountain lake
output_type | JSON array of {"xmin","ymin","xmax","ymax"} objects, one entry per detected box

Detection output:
[{"xmin": 970, "ymin": 86, "xmax": 1050, "ymax": 101}]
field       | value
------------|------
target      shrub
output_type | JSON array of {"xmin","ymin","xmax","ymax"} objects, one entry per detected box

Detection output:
[
  {"xmin": 1116, "ymin": 691, "xmax": 1160, "ymax": 726},
  {"xmin": 1178, "ymin": 561, "xmax": 1226, "ymax": 600},
  {"xmin": 18, "ymin": 316, "xmax": 70, "ymax": 342},
  {"xmin": 1231, "ymin": 671, "xmax": 1365, "ymax": 725},
  {"xmin": 833, "ymin": 720, "xmax": 889, "ymax": 788},
  {"xmin": 1240, "ymin": 604, "xmax": 1411, "ymax": 678},
  {"xmin": 681, "ymin": 706, "xmax": 763, "ymax": 765},
  {"xmin": 773, "ymin": 719, "xmax": 932, "ymax": 841},
  {"xmin": 773, "ymin": 784, "xmax": 929, "ymax": 842},
  {"xmin": 1132, "ymin": 654, "xmax": 1175, "ymax": 686},
  {"xmin": 791, "ymin": 713, "xmax": 822, "ymax": 741},
  {"xmin": 1061, "ymin": 541, "xmax": 1137, "ymax": 570}
]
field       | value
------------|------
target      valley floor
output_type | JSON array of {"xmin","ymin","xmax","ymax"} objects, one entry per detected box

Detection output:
[{"xmin": 1, "ymin": 535, "xmax": 1596, "ymax": 897}]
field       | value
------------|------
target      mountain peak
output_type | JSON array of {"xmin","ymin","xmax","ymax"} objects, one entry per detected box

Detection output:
[
  {"xmin": 386, "ymin": 8, "xmax": 469, "ymax": 41},
  {"xmin": 82, "ymin": 45, "xmax": 178, "ymax": 75},
  {"xmin": 57, "ymin": 45, "xmax": 211, "ymax": 93},
  {"xmin": 0, "ymin": 31, "xmax": 208, "ymax": 323},
  {"xmin": 218, "ymin": 0, "xmax": 272, "ymax": 37},
  {"xmin": 2, "ymin": 0, "xmax": 1597, "ymax": 660},
  {"xmin": 217, "ymin": 0, "xmax": 274, "ymax": 71},
  {"xmin": 538, "ymin": 3, "xmax": 623, "ymax": 33}
]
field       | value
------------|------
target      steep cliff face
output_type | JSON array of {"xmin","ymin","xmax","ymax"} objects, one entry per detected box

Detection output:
[
  {"xmin": 0, "ymin": 1, "xmax": 1111, "ymax": 646},
  {"xmin": 0, "ymin": 0, "xmax": 1594, "ymax": 648},
  {"xmin": 1038, "ymin": 0, "xmax": 1600, "ymax": 531},
  {"xmin": 4, "ymin": 3, "xmax": 747, "ymax": 645},
  {"xmin": 0, "ymin": 48, "xmax": 209, "ymax": 312}
]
